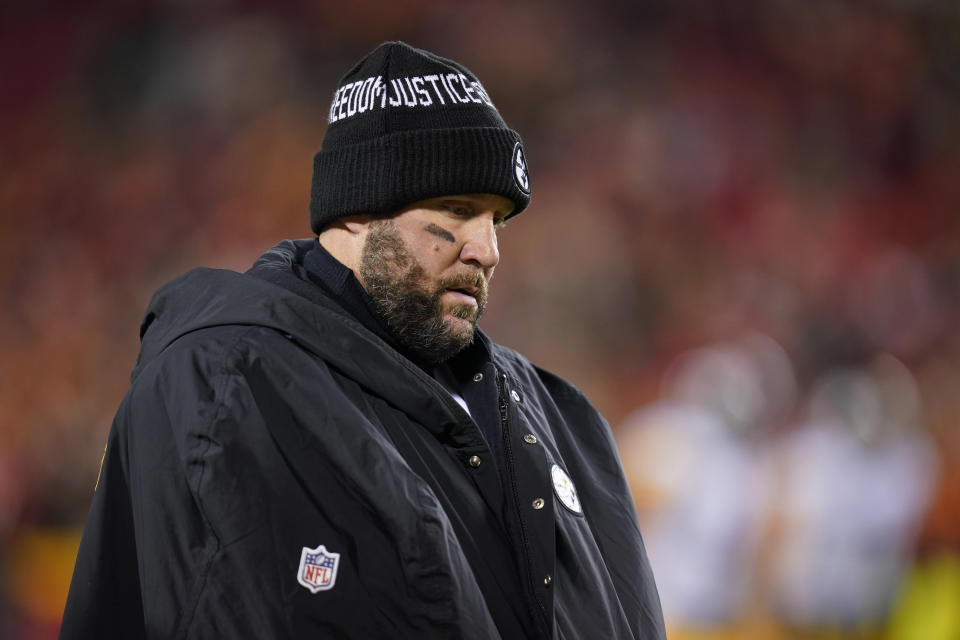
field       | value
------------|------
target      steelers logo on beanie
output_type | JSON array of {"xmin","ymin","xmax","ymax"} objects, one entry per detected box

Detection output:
[{"xmin": 309, "ymin": 41, "xmax": 531, "ymax": 234}]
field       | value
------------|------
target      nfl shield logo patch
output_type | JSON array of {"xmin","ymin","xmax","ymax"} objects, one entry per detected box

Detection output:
[{"xmin": 297, "ymin": 544, "xmax": 341, "ymax": 593}]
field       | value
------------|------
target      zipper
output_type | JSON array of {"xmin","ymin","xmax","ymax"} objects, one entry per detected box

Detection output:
[{"xmin": 498, "ymin": 372, "xmax": 549, "ymax": 637}]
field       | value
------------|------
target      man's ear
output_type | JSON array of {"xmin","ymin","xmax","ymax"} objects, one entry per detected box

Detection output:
[
  {"xmin": 340, "ymin": 215, "xmax": 372, "ymax": 235},
  {"xmin": 317, "ymin": 214, "xmax": 374, "ymax": 272}
]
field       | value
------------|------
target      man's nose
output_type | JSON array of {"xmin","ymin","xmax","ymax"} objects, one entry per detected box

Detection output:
[{"xmin": 459, "ymin": 217, "xmax": 500, "ymax": 271}]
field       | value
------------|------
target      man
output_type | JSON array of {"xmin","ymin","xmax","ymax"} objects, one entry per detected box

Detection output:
[{"xmin": 60, "ymin": 42, "xmax": 665, "ymax": 639}]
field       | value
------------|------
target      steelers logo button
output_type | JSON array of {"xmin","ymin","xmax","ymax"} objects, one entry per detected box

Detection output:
[
  {"xmin": 512, "ymin": 142, "xmax": 530, "ymax": 194},
  {"xmin": 551, "ymin": 464, "xmax": 582, "ymax": 515}
]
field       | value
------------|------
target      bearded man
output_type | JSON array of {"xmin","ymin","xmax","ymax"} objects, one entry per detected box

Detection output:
[{"xmin": 60, "ymin": 42, "xmax": 665, "ymax": 640}]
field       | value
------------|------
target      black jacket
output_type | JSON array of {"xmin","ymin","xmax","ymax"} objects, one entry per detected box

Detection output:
[{"xmin": 60, "ymin": 240, "xmax": 665, "ymax": 639}]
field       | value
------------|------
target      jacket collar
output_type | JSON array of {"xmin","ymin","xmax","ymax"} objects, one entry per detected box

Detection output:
[{"xmin": 136, "ymin": 239, "xmax": 489, "ymax": 448}]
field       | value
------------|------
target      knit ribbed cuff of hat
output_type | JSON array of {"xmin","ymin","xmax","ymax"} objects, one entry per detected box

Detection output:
[{"xmin": 309, "ymin": 126, "xmax": 528, "ymax": 234}]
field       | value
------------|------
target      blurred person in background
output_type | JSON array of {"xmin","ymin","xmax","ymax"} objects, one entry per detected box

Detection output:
[
  {"xmin": 57, "ymin": 42, "xmax": 665, "ymax": 639},
  {"xmin": 886, "ymin": 348, "xmax": 960, "ymax": 640},
  {"xmin": 616, "ymin": 333, "xmax": 797, "ymax": 639},
  {"xmin": 766, "ymin": 354, "xmax": 937, "ymax": 638}
]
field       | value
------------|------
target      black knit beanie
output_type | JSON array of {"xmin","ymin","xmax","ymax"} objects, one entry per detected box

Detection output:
[{"xmin": 309, "ymin": 41, "xmax": 531, "ymax": 234}]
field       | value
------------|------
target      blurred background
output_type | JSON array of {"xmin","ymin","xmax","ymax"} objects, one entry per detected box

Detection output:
[{"xmin": 2, "ymin": 0, "xmax": 959, "ymax": 638}]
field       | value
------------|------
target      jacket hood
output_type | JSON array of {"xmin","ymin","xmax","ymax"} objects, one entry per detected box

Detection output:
[
  {"xmin": 135, "ymin": 242, "xmax": 305, "ymax": 379},
  {"xmin": 134, "ymin": 239, "xmax": 477, "ymax": 441}
]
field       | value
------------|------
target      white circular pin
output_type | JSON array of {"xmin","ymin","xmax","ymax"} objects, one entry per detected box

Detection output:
[{"xmin": 551, "ymin": 464, "xmax": 582, "ymax": 515}]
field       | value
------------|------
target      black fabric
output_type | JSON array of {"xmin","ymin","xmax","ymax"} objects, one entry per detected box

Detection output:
[
  {"xmin": 441, "ymin": 346, "xmax": 504, "ymax": 461},
  {"xmin": 310, "ymin": 42, "xmax": 531, "ymax": 233},
  {"xmin": 60, "ymin": 240, "xmax": 666, "ymax": 640},
  {"xmin": 302, "ymin": 240, "xmax": 401, "ymax": 357}
]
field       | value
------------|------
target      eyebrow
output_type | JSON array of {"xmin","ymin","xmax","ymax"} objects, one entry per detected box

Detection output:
[
  {"xmin": 424, "ymin": 223, "xmax": 456, "ymax": 243},
  {"xmin": 439, "ymin": 198, "xmax": 474, "ymax": 209},
  {"xmin": 440, "ymin": 198, "xmax": 511, "ymax": 225}
]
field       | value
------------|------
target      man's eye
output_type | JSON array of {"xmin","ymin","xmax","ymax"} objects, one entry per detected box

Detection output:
[{"xmin": 448, "ymin": 205, "xmax": 471, "ymax": 216}]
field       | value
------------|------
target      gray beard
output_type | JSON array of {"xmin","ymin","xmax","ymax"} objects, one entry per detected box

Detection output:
[{"xmin": 358, "ymin": 220, "xmax": 486, "ymax": 365}]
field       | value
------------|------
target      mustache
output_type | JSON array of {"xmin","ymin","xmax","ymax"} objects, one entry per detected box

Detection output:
[{"xmin": 438, "ymin": 272, "xmax": 488, "ymax": 303}]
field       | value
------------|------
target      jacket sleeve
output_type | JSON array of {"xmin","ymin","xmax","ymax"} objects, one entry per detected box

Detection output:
[
  {"xmin": 59, "ymin": 395, "xmax": 147, "ymax": 640},
  {"xmin": 60, "ymin": 333, "xmax": 232, "ymax": 640}
]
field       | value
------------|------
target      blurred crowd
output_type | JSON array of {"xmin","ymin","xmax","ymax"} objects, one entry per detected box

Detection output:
[{"xmin": 1, "ymin": 0, "xmax": 958, "ymax": 638}]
